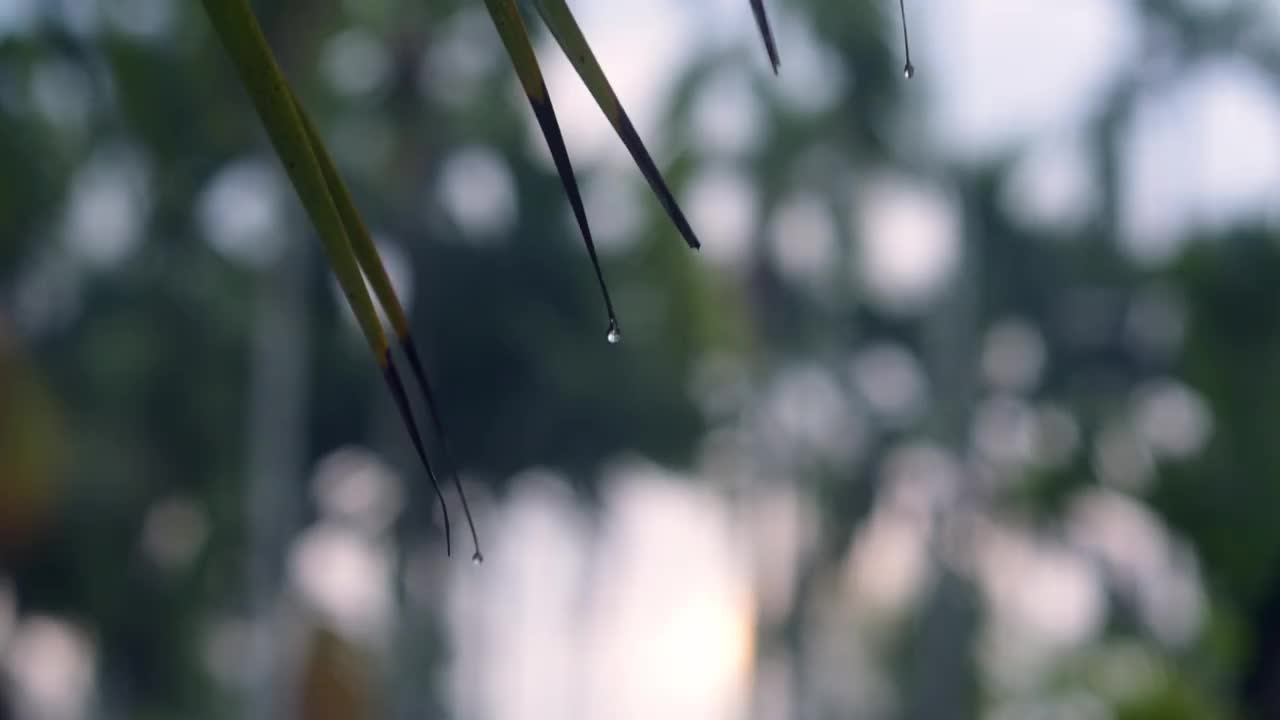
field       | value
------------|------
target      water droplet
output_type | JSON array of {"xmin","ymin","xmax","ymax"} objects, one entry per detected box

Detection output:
[
  {"xmin": 606, "ymin": 320, "xmax": 622, "ymax": 345},
  {"xmin": 471, "ymin": 551, "xmax": 484, "ymax": 565},
  {"xmin": 898, "ymin": 0, "xmax": 915, "ymax": 80}
]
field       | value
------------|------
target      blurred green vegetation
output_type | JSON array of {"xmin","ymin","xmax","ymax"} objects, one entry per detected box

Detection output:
[{"xmin": 1, "ymin": 1, "xmax": 1280, "ymax": 718}]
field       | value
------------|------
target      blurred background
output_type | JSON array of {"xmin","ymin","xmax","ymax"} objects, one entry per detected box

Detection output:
[{"xmin": 3, "ymin": 0, "xmax": 1280, "ymax": 717}]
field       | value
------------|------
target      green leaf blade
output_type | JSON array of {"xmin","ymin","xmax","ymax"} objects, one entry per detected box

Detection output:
[{"xmin": 531, "ymin": 0, "xmax": 702, "ymax": 250}]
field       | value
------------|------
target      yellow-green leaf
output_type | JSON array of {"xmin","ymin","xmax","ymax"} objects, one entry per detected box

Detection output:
[
  {"xmin": 201, "ymin": 0, "xmax": 465, "ymax": 554},
  {"xmin": 530, "ymin": 0, "xmax": 702, "ymax": 250},
  {"xmin": 481, "ymin": 0, "xmax": 619, "ymax": 339}
]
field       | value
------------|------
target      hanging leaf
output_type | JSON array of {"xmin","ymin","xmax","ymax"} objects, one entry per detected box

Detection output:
[
  {"xmin": 522, "ymin": 0, "xmax": 702, "ymax": 251},
  {"xmin": 898, "ymin": 0, "xmax": 915, "ymax": 79},
  {"xmin": 481, "ymin": 0, "xmax": 620, "ymax": 343},
  {"xmin": 289, "ymin": 92, "xmax": 482, "ymax": 560},
  {"xmin": 749, "ymin": 0, "xmax": 781, "ymax": 73},
  {"xmin": 201, "ymin": 0, "xmax": 477, "ymax": 557}
]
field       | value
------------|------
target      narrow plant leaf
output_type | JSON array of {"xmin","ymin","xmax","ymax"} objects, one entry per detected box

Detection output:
[
  {"xmin": 481, "ymin": 0, "xmax": 620, "ymax": 343},
  {"xmin": 898, "ymin": 0, "xmax": 915, "ymax": 79},
  {"xmin": 530, "ymin": 0, "xmax": 702, "ymax": 250},
  {"xmin": 749, "ymin": 0, "xmax": 781, "ymax": 73},
  {"xmin": 290, "ymin": 93, "xmax": 481, "ymax": 560},
  {"xmin": 201, "ymin": 0, "xmax": 456, "ymax": 553},
  {"xmin": 380, "ymin": 356, "xmax": 453, "ymax": 555}
]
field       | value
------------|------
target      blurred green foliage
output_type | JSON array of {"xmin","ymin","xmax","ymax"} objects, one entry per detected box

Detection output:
[{"xmin": 1, "ymin": 1, "xmax": 1280, "ymax": 718}]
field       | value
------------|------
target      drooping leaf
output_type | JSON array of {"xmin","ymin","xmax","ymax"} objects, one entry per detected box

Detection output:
[
  {"xmin": 289, "ymin": 91, "xmax": 482, "ymax": 559},
  {"xmin": 528, "ymin": 0, "xmax": 702, "ymax": 250},
  {"xmin": 201, "ymin": 0, "xmax": 460, "ymax": 553},
  {"xmin": 481, "ymin": 0, "xmax": 620, "ymax": 342},
  {"xmin": 749, "ymin": 0, "xmax": 781, "ymax": 73},
  {"xmin": 897, "ymin": 0, "xmax": 915, "ymax": 79}
]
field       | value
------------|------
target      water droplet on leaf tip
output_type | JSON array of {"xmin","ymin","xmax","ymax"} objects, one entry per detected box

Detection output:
[
  {"xmin": 471, "ymin": 551, "xmax": 484, "ymax": 565},
  {"xmin": 606, "ymin": 323, "xmax": 622, "ymax": 345},
  {"xmin": 904, "ymin": 63, "xmax": 915, "ymax": 80}
]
